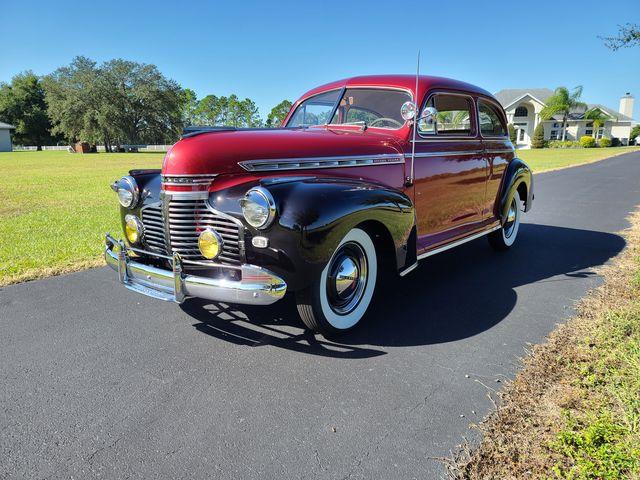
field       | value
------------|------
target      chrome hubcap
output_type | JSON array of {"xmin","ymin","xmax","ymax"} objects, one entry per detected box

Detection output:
[
  {"xmin": 327, "ymin": 242, "xmax": 368, "ymax": 315},
  {"xmin": 504, "ymin": 198, "xmax": 518, "ymax": 238}
]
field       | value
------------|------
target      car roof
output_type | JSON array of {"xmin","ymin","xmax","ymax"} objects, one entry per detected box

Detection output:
[{"xmin": 297, "ymin": 75, "xmax": 495, "ymax": 103}]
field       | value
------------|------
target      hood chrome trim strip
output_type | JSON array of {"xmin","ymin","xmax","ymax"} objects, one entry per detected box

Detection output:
[{"xmin": 238, "ymin": 154, "xmax": 405, "ymax": 172}]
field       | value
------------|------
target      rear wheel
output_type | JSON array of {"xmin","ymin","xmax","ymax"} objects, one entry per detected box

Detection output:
[
  {"xmin": 296, "ymin": 228, "xmax": 377, "ymax": 335},
  {"xmin": 488, "ymin": 190, "xmax": 522, "ymax": 251}
]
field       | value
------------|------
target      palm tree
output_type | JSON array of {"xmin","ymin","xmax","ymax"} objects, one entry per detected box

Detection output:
[
  {"xmin": 540, "ymin": 86, "xmax": 587, "ymax": 141},
  {"xmin": 584, "ymin": 108, "xmax": 612, "ymax": 140}
]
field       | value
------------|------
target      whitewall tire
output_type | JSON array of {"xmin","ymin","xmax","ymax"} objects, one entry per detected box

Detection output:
[
  {"xmin": 488, "ymin": 190, "xmax": 522, "ymax": 251},
  {"xmin": 296, "ymin": 228, "xmax": 377, "ymax": 335}
]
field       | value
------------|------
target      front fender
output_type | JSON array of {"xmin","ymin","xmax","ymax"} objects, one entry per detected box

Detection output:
[
  {"xmin": 212, "ymin": 176, "xmax": 415, "ymax": 291},
  {"xmin": 499, "ymin": 158, "xmax": 533, "ymax": 222}
]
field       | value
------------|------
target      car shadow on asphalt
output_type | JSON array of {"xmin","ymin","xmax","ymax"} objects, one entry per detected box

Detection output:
[{"xmin": 180, "ymin": 223, "xmax": 625, "ymax": 358}]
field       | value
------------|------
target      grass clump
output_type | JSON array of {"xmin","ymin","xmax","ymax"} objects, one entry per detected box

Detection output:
[
  {"xmin": 451, "ymin": 210, "xmax": 640, "ymax": 479},
  {"xmin": 0, "ymin": 150, "xmax": 161, "ymax": 285}
]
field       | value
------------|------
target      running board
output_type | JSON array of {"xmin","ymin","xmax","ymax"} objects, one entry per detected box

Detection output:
[{"xmin": 398, "ymin": 225, "xmax": 501, "ymax": 277}]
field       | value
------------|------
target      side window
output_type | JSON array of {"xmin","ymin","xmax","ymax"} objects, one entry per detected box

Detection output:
[
  {"xmin": 478, "ymin": 100, "xmax": 507, "ymax": 137},
  {"xmin": 287, "ymin": 90, "xmax": 341, "ymax": 127},
  {"xmin": 418, "ymin": 94, "xmax": 474, "ymax": 136}
]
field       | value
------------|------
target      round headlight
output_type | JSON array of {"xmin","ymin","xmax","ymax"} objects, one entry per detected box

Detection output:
[
  {"xmin": 240, "ymin": 187, "xmax": 276, "ymax": 229},
  {"xmin": 124, "ymin": 214, "xmax": 143, "ymax": 244},
  {"xmin": 116, "ymin": 176, "xmax": 139, "ymax": 209},
  {"xmin": 198, "ymin": 228, "xmax": 224, "ymax": 260}
]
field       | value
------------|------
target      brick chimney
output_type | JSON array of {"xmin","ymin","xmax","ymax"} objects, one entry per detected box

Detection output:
[{"xmin": 619, "ymin": 93, "xmax": 634, "ymax": 119}]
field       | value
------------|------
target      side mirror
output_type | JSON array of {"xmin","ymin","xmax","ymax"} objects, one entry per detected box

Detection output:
[
  {"xmin": 400, "ymin": 101, "xmax": 416, "ymax": 121},
  {"xmin": 420, "ymin": 106, "xmax": 438, "ymax": 125}
]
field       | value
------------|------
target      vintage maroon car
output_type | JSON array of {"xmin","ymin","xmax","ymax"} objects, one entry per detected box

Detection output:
[{"xmin": 105, "ymin": 75, "xmax": 533, "ymax": 335}]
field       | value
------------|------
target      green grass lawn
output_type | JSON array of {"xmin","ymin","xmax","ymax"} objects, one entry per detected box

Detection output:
[
  {"xmin": 0, "ymin": 150, "xmax": 162, "ymax": 285},
  {"xmin": 518, "ymin": 146, "xmax": 640, "ymax": 172},
  {"xmin": 0, "ymin": 146, "xmax": 639, "ymax": 286}
]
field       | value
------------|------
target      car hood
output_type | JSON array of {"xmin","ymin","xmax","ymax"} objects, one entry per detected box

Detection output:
[{"xmin": 162, "ymin": 127, "xmax": 405, "ymax": 176}]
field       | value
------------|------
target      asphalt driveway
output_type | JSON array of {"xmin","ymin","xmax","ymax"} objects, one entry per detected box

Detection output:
[{"xmin": 2, "ymin": 152, "xmax": 640, "ymax": 479}]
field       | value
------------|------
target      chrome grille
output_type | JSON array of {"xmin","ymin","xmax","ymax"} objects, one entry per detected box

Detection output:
[
  {"xmin": 167, "ymin": 198, "xmax": 243, "ymax": 265},
  {"xmin": 141, "ymin": 204, "xmax": 167, "ymax": 253}
]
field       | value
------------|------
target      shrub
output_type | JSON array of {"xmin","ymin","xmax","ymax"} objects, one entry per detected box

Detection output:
[
  {"xmin": 580, "ymin": 135, "xmax": 597, "ymax": 148},
  {"xmin": 599, "ymin": 137, "xmax": 612, "ymax": 148},
  {"xmin": 611, "ymin": 137, "xmax": 621, "ymax": 147},
  {"xmin": 508, "ymin": 123, "xmax": 517, "ymax": 145},
  {"xmin": 548, "ymin": 140, "xmax": 580, "ymax": 148},
  {"xmin": 531, "ymin": 123, "xmax": 546, "ymax": 148}
]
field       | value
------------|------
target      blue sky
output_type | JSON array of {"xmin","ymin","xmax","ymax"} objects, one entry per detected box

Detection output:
[{"xmin": 1, "ymin": 0, "xmax": 638, "ymax": 119}]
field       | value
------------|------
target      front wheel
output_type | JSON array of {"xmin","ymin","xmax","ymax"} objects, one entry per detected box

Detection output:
[
  {"xmin": 488, "ymin": 190, "xmax": 522, "ymax": 251},
  {"xmin": 296, "ymin": 228, "xmax": 377, "ymax": 335}
]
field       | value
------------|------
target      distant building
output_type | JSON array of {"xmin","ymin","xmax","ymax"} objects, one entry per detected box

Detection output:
[
  {"xmin": 494, "ymin": 89, "xmax": 635, "ymax": 148},
  {"xmin": 0, "ymin": 121, "xmax": 14, "ymax": 152}
]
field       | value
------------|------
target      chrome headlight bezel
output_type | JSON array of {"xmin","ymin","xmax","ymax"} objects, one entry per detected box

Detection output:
[
  {"xmin": 240, "ymin": 186, "xmax": 276, "ymax": 230},
  {"xmin": 115, "ymin": 175, "xmax": 140, "ymax": 209},
  {"xmin": 124, "ymin": 214, "xmax": 144, "ymax": 245}
]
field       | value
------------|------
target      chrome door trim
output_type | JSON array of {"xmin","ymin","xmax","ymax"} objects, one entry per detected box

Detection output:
[
  {"xmin": 407, "ymin": 150, "xmax": 484, "ymax": 158},
  {"xmin": 484, "ymin": 148, "xmax": 514, "ymax": 155}
]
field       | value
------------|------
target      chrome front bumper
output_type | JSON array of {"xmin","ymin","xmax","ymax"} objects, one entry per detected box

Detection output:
[{"xmin": 104, "ymin": 234, "xmax": 286, "ymax": 305}]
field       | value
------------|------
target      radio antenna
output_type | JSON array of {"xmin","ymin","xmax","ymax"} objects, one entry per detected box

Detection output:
[{"xmin": 409, "ymin": 51, "xmax": 420, "ymax": 186}]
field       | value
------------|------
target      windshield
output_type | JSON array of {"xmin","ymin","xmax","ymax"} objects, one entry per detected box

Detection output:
[{"xmin": 287, "ymin": 88, "xmax": 411, "ymax": 129}]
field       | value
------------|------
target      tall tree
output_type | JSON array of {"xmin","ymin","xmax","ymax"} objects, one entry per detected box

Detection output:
[
  {"xmin": 0, "ymin": 71, "xmax": 56, "ymax": 149},
  {"xmin": 42, "ymin": 56, "xmax": 105, "ymax": 146},
  {"xmin": 100, "ymin": 58, "xmax": 184, "ymax": 144},
  {"xmin": 540, "ymin": 86, "xmax": 586, "ymax": 141},
  {"xmin": 266, "ymin": 100, "xmax": 292, "ymax": 127},
  {"xmin": 195, "ymin": 95, "xmax": 227, "ymax": 125},
  {"xmin": 194, "ymin": 94, "xmax": 262, "ymax": 127},
  {"xmin": 43, "ymin": 56, "xmax": 184, "ymax": 149},
  {"xmin": 180, "ymin": 88, "xmax": 199, "ymax": 127},
  {"xmin": 601, "ymin": 23, "xmax": 640, "ymax": 50},
  {"xmin": 583, "ymin": 108, "xmax": 611, "ymax": 139}
]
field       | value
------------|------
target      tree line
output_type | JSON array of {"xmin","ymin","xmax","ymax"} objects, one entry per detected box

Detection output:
[{"xmin": 0, "ymin": 56, "xmax": 293, "ymax": 150}]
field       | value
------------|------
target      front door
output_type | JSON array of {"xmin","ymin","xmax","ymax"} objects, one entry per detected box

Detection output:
[
  {"xmin": 514, "ymin": 122, "xmax": 529, "ymax": 147},
  {"xmin": 410, "ymin": 92, "xmax": 487, "ymax": 252}
]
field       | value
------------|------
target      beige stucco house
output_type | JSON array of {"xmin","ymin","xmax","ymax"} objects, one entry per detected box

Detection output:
[
  {"xmin": 0, "ymin": 121, "xmax": 14, "ymax": 152},
  {"xmin": 494, "ymin": 89, "xmax": 635, "ymax": 148}
]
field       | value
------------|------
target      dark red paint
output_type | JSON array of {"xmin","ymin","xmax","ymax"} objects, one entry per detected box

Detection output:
[{"xmin": 162, "ymin": 75, "xmax": 517, "ymax": 257}]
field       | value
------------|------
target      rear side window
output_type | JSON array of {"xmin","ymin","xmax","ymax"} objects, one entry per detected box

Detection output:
[
  {"xmin": 478, "ymin": 100, "xmax": 507, "ymax": 137},
  {"xmin": 418, "ymin": 94, "xmax": 474, "ymax": 136}
]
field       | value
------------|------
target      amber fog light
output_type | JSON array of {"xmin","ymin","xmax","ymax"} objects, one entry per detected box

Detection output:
[
  {"xmin": 124, "ymin": 214, "xmax": 143, "ymax": 245},
  {"xmin": 198, "ymin": 228, "xmax": 223, "ymax": 260}
]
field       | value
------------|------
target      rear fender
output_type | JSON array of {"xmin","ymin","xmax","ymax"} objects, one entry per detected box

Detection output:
[{"xmin": 498, "ymin": 158, "xmax": 533, "ymax": 223}]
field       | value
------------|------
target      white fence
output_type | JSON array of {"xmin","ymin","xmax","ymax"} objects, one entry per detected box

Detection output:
[
  {"xmin": 14, "ymin": 145, "xmax": 69, "ymax": 151},
  {"xmin": 13, "ymin": 144, "xmax": 172, "ymax": 152}
]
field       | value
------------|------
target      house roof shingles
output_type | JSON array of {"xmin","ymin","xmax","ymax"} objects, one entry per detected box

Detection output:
[{"xmin": 494, "ymin": 88, "xmax": 554, "ymax": 108}]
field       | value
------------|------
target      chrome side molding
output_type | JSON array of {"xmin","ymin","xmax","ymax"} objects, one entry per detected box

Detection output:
[{"xmin": 238, "ymin": 154, "xmax": 405, "ymax": 172}]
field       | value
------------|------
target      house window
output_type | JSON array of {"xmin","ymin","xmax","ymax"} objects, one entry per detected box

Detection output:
[
  {"xmin": 553, "ymin": 123, "xmax": 560, "ymax": 128},
  {"xmin": 514, "ymin": 106, "xmax": 528, "ymax": 117},
  {"xmin": 586, "ymin": 122, "xmax": 594, "ymax": 127},
  {"xmin": 585, "ymin": 129, "xmax": 593, "ymax": 135},
  {"xmin": 550, "ymin": 130, "xmax": 558, "ymax": 140}
]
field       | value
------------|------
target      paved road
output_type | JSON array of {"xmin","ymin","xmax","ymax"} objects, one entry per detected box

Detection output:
[{"xmin": 2, "ymin": 152, "xmax": 640, "ymax": 479}]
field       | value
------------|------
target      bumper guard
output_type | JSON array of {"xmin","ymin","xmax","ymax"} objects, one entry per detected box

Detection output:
[{"xmin": 104, "ymin": 234, "xmax": 286, "ymax": 305}]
